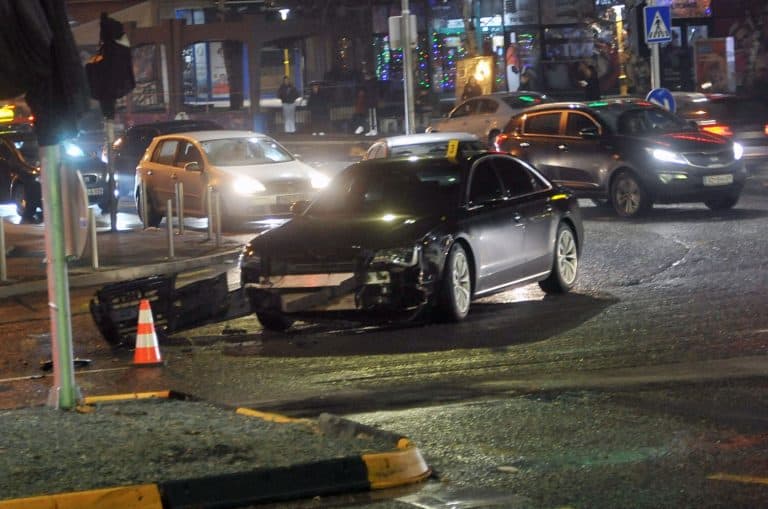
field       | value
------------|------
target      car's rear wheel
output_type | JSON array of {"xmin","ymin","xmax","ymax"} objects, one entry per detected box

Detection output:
[
  {"xmin": 539, "ymin": 222, "xmax": 579, "ymax": 294},
  {"xmin": 611, "ymin": 171, "xmax": 651, "ymax": 218},
  {"xmin": 256, "ymin": 310, "xmax": 294, "ymax": 331},
  {"xmin": 437, "ymin": 243, "xmax": 472, "ymax": 322},
  {"xmin": 704, "ymin": 194, "xmax": 740, "ymax": 210},
  {"xmin": 136, "ymin": 190, "xmax": 162, "ymax": 227}
]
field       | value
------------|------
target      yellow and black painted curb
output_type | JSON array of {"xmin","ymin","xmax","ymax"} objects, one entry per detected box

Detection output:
[{"xmin": 0, "ymin": 391, "xmax": 431, "ymax": 509}]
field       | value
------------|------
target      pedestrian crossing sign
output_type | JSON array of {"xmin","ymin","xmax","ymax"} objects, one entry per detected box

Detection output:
[{"xmin": 644, "ymin": 5, "xmax": 672, "ymax": 44}]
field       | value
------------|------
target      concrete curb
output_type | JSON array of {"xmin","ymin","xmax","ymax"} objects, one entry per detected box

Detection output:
[
  {"xmin": 0, "ymin": 249, "xmax": 242, "ymax": 300},
  {"xmin": 0, "ymin": 392, "xmax": 431, "ymax": 509}
]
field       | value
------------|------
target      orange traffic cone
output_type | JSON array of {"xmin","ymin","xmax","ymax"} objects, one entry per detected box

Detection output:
[{"xmin": 134, "ymin": 298, "xmax": 163, "ymax": 366}]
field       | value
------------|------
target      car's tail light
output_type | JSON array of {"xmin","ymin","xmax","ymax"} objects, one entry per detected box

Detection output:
[
  {"xmin": 494, "ymin": 133, "xmax": 510, "ymax": 151},
  {"xmin": 701, "ymin": 123, "xmax": 733, "ymax": 137},
  {"xmin": 764, "ymin": 124, "xmax": 768, "ymax": 136}
]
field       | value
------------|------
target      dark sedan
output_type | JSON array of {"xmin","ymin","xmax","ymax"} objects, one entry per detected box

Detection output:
[
  {"xmin": 494, "ymin": 99, "xmax": 748, "ymax": 217},
  {"xmin": 240, "ymin": 153, "xmax": 583, "ymax": 330}
]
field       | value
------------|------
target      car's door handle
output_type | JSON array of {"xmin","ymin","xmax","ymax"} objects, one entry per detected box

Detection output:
[
  {"xmin": 557, "ymin": 144, "xmax": 568, "ymax": 151},
  {"xmin": 512, "ymin": 212, "xmax": 525, "ymax": 226},
  {"xmin": 145, "ymin": 170, "xmax": 153, "ymax": 176},
  {"xmin": 171, "ymin": 174, "xmax": 178, "ymax": 180},
  {"xmin": 519, "ymin": 142, "xmax": 530, "ymax": 148}
]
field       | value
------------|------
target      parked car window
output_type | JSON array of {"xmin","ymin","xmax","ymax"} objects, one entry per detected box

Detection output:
[
  {"xmin": 565, "ymin": 112, "xmax": 599, "ymax": 137},
  {"xmin": 177, "ymin": 142, "xmax": 203, "ymax": 166},
  {"xmin": 152, "ymin": 140, "xmax": 179, "ymax": 165},
  {"xmin": 450, "ymin": 101, "xmax": 476, "ymax": 119},
  {"xmin": 468, "ymin": 161, "xmax": 504, "ymax": 204},
  {"xmin": 494, "ymin": 158, "xmax": 542, "ymax": 197},
  {"xmin": 478, "ymin": 99, "xmax": 499, "ymax": 114},
  {"xmin": 524, "ymin": 112, "xmax": 561, "ymax": 136}
]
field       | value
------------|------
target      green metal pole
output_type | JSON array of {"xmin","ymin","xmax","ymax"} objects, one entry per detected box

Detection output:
[{"xmin": 40, "ymin": 144, "xmax": 81, "ymax": 410}]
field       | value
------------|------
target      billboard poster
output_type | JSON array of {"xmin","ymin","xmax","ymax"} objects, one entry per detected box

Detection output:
[
  {"xmin": 694, "ymin": 37, "xmax": 735, "ymax": 93},
  {"xmin": 504, "ymin": 0, "xmax": 539, "ymax": 26},
  {"xmin": 654, "ymin": 0, "xmax": 712, "ymax": 18},
  {"xmin": 540, "ymin": 0, "xmax": 594, "ymax": 25},
  {"xmin": 210, "ymin": 42, "xmax": 230, "ymax": 98}
]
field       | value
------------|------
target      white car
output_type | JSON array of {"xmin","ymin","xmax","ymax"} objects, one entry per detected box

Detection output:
[
  {"xmin": 426, "ymin": 91, "xmax": 550, "ymax": 145},
  {"xmin": 135, "ymin": 130, "xmax": 330, "ymax": 228},
  {"xmin": 363, "ymin": 132, "xmax": 486, "ymax": 160}
]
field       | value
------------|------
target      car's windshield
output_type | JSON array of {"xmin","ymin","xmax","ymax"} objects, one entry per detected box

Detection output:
[
  {"xmin": 307, "ymin": 161, "xmax": 462, "ymax": 217},
  {"xmin": 612, "ymin": 107, "xmax": 694, "ymax": 136},
  {"xmin": 389, "ymin": 141, "xmax": 486, "ymax": 159},
  {"xmin": 202, "ymin": 137, "xmax": 293, "ymax": 166}
]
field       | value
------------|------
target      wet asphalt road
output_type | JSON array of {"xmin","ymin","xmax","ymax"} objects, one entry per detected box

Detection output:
[{"xmin": 1, "ymin": 176, "xmax": 768, "ymax": 507}]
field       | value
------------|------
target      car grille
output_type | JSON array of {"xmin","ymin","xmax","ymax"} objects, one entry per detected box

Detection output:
[
  {"xmin": 265, "ymin": 179, "xmax": 312, "ymax": 194},
  {"xmin": 684, "ymin": 149, "xmax": 734, "ymax": 167},
  {"xmin": 81, "ymin": 173, "xmax": 102, "ymax": 185},
  {"xmin": 264, "ymin": 249, "xmax": 369, "ymax": 276}
]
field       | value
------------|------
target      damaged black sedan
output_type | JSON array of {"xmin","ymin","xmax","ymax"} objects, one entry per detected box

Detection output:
[{"xmin": 239, "ymin": 153, "xmax": 583, "ymax": 331}]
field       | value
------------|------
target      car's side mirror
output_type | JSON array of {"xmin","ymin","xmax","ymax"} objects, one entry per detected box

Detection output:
[
  {"xmin": 290, "ymin": 200, "xmax": 311, "ymax": 215},
  {"xmin": 578, "ymin": 127, "xmax": 599, "ymax": 139},
  {"xmin": 184, "ymin": 161, "xmax": 201, "ymax": 172}
]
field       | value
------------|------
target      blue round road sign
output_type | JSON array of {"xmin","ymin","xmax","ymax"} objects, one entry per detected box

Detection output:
[{"xmin": 646, "ymin": 88, "xmax": 676, "ymax": 113}]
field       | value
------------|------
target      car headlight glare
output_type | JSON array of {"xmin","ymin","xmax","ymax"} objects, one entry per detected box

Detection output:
[
  {"xmin": 650, "ymin": 148, "xmax": 687, "ymax": 165},
  {"xmin": 233, "ymin": 177, "xmax": 266, "ymax": 195},
  {"xmin": 309, "ymin": 170, "xmax": 330, "ymax": 189},
  {"xmin": 371, "ymin": 246, "xmax": 420, "ymax": 267},
  {"xmin": 733, "ymin": 142, "xmax": 744, "ymax": 161},
  {"xmin": 64, "ymin": 142, "xmax": 85, "ymax": 158}
]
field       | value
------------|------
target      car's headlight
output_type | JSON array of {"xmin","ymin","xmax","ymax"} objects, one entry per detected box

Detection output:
[
  {"xmin": 63, "ymin": 142, "xmax": 85, "ymax": 158},
  {"xmin": 733, "ymin": 142, "xmax": 744, "ymax": 161},
  {"xmin": 233, "ymin": 177, "xmax": 266, "ymax": 195},
  {"xmin": 309, "ymin": 169, "xmax": 330, "ymax": 189},
  {"xmin": 649, "ymin": 148, "xmax": 688, "ymax": 165},
  {"xmin": 371, "ymin": 246, "xmax": 420, "ymax": 267}
]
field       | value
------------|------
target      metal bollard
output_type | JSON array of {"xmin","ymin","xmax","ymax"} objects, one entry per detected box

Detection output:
[
  {"xmin": 140, "ymin": 179, "xmax": 149, "ymax": 229},
  {"xmin": 0, "ymin": 216, "xmax": 6, "ymax": 281},
  {"xmin": 214, "ymin": 190, "xmax": 222, "ymax": 248},
  {"xmin": 166, "ymin": 199, "xmax": 175, "ymax": 259},
  {"xmin": 175, "ymin": 181, "xmax": 185, "ymax": 235},
  {"xmin": 206, "ymin": 185, "xmax": 214, "ymax": 240},
  {"xmin": 88, "ymin": 207, "xmax": 99, "ymax": 270}
]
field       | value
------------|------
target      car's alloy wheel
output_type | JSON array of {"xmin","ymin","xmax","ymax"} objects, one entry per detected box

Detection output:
[
  {"xmin": 611, "ymin": 171, "xmax": 650, "ymax": 218},
  {"xmin": 256, "ymin": 310, "xmax": 294, "ymax": 331},
  {"xmin": 438, "ymin": 243, "xmax": 471, "ymax": 321},
  {"xmin": 704, "ymin": 194, "xmax": 739, "ymax": 211},
  {"xmin": 539, "ymin": 223, "xmax": 578, "ymax": 294}
]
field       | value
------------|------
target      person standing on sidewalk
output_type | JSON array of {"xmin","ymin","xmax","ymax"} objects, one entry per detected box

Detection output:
[
  {"xmin": 277, "ymin": 76, "xmax": 300, "ymax": 134},
  {"xmin": 307, "ymin": 82, "xmax": 330, "ymax": 136}
]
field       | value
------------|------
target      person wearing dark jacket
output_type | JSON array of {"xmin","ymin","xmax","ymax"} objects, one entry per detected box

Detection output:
[
  {"xmin": 578, "ymin": 61, "xmax": 601, "ymax": 101},
  {"xmin": 277, "ymin": 76, "xmax": 299, "ymax": 133},
  {"xmin": 307, "ymin": 82, "xmax": 330, "ymax": 135}
]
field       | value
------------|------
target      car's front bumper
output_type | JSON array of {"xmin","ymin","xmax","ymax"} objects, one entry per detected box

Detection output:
[{"xmin": 645, "ymin": 162, "xmax": 747, "ymax": 202}]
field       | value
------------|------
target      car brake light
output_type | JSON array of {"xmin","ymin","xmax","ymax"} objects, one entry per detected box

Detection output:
[
  {"xmin": 764, "ymin": 124, "xmax": 768, "ymax": 136},
  {"xmin": 701, "ymin": 124, "xmax": 733, "ymax": 137}
]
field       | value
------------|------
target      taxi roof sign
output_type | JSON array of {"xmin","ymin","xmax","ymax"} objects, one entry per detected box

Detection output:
[{"xmin": 446, "ymin": 139, "xmax": 459, "ymax": 161}]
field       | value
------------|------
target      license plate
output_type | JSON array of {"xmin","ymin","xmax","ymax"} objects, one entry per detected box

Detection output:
[
  {"xmin": 703, "ymin": 174, "xmax": 733, "ymax": 186},
  {"xmin": 87, "ymin": 187, "xmax": 104, "ymax": 196}
]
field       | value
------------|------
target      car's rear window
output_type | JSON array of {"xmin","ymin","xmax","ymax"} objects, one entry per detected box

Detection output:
[{"xmin": 389, "ymin": 141, "xmax": 486, "ymax": 159}]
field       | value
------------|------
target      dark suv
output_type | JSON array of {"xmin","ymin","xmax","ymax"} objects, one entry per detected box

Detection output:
[
  {"xmin": 106, "ymin": 119, "xmax": 223, "ymax": 196},
  {"xmin": 494, "ymin": 99, "xmax": 747, "ymax": 217},
  {"xmin": 0, "ymin": 132, "xmax": 112, "ymax": 219}
]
